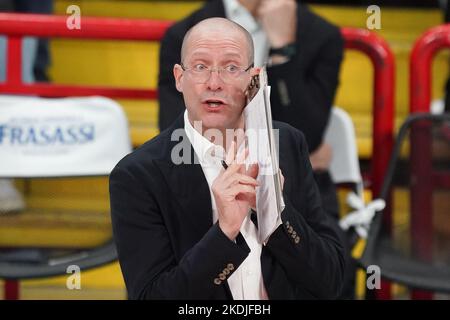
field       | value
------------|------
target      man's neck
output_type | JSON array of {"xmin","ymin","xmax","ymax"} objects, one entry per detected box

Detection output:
[
  {"xmin": 222, "ymin": 116, "xmax": 246, "ymax": 154},
  {"xmin": 189, "ymin": 115, "xmax": 246, "ymax": 153}
]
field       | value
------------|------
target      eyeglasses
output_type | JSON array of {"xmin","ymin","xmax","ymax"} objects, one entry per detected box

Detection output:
[{"xmin": 180, "ymin": 63, "xmax": 254, "ymax": 84}]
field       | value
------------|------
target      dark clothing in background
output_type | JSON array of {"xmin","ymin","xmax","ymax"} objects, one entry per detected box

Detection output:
[{"xmin": 0, "ymin": 0, "xmax": 53, "ymax": 81}]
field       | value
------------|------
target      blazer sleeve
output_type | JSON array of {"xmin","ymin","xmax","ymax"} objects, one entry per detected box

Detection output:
[
  {"xmin": 267, "ymin": 27, "xmax": 344, "ymax": 152},
  {"xmin": 109, "ymin": 163, "xmax": 250, "ymax": 299},
  {"xmin": 158, "ymin": 27, "xmax": 186, "ymax": 131},
  {"xmin": 265, "ymin": 130, "xmax": 346, "ymax": 299}
]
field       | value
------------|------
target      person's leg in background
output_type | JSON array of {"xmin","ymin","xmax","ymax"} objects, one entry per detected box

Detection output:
[
  {"xmin": 0, "ymin": 180, "xmax": 25, "ymax": 214},
  {"xmin": 14, "ymin": 0, "xmax": 53, "ymax": 82}
]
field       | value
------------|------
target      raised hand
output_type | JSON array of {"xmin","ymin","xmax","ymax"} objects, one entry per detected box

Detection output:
[
  {"xmin": 212, "ymin": 141, "xmax": 259, "ymax": 240},
  {"xmin": 257, "ymin": 0, "xmax": 297, "ymax": 49}
]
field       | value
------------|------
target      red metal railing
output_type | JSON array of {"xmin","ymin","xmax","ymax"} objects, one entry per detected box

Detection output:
[
  {"xmin": 342, "ymin": 28, "xmax": 395, "ymax": 300},
  {"xmin": 410, "ymin": 24, "xmax": 450, "ymax": 300},
  {"xmin": 342, "ymin": 28, "xmax": 395, "ymax": 213},
  {"xmin": 0, "ymin": 14, "xmax": 395, "ymax": 300},
  {"xmin": 411, "ymin": 24, "xmax": 450, "ymax": 114},
  {"xmin": 0, "ymin": 13, "xmax": 172, "ymax": 98}
]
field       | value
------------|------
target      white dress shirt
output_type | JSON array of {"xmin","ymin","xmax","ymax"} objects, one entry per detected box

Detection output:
[
  {"xmin": 184, "ymin": 111, "xmax": 268, "ymax": 300},
  {"xmin": 223, "ymin": 0, "xmax": 270, "ymax": 67}
]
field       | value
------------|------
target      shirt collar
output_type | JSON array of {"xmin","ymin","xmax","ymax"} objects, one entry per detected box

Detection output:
[
  {"xmin": 222, "ymin": 0, "xmax": 261, "ymax": 34},
  {"xmin": 184, "ymin": 110, "xmax": 225, "ymax": 165}
]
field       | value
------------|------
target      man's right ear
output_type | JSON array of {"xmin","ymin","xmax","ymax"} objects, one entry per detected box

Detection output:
[{"xmin": 173, "ymin": 64, "xmax": 184, "ymax": 93}]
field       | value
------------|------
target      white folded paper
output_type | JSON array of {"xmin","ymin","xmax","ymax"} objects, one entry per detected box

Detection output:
[{"xmin": 244, "ymin": 68, "xmax": 285, "ymax": 244}]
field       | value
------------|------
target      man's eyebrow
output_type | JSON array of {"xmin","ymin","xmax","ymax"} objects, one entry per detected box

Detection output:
[
  {"xmin": 188, "ymin": 53, "xmax": 210, "ymax": 59},
  {"xmin": 220, "ymin": 52, "xmax": 242, "ymax": 59}
]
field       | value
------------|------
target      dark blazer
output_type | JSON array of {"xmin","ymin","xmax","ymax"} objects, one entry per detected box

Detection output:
[
  {"xmin": 158, "ymin": 0, "xmax": 343, "ymax": 153},
  {"xmin": 109, "ymin": 115, "xmax": 346, "ymax": 300}
]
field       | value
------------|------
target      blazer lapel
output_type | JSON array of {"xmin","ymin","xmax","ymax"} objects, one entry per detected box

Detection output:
[
  {"xmin": 157, "ymin": 160, "xmax": 213, "ymax": 237},
  {"xmin": 154, "ymin": 115, "xmax": 213, "ymax": 238}
]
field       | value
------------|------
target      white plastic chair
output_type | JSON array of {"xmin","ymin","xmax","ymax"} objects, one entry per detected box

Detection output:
[
  {"xmin": 0, "ymin": 95, "xmax": 131, "ymax": 177},
  {"xmin": 430, "ymin": 98, "xmax": 445, "ymax": 115},
  {"xmin": 324, "ymin": 107, "xmax": 385, "ymax": 238},
  {"xmin": 0, "ymin": 95, "xmax": 131, "ymax": 279},
  {"xmin": 324, "ymin": 107, "xmax": 364, "ymax": 198}
]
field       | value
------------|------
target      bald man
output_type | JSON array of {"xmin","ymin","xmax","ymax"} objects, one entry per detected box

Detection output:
[{"xmin": 110, "ymin": 18, "xmax": 346, "ymax": 300}]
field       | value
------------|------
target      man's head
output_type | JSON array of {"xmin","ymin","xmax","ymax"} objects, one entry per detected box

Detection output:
[{"xmin": 173, "ymin": 18, "xmax": 259, "ymax": 134}]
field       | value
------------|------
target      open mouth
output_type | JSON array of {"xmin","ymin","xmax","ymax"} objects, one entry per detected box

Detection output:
[{"xmin": 204, "ymin": 99, "xmax": 226, "ymax": 109}]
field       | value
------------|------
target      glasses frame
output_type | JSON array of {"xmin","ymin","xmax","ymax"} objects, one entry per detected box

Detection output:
[{"xmin": 180, "ymin": 62, "xmax": 254, "ymax": 84}]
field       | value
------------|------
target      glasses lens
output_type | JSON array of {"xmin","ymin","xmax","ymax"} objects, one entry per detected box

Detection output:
[{"xmin": 186, "ymin": 66, "xmax": 250, "ymax": 84}]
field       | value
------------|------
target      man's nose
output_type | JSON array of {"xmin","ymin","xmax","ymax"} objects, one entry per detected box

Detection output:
[{"xmin": 206, "ymin": 70, "xmax": 223, "ymax": 91}]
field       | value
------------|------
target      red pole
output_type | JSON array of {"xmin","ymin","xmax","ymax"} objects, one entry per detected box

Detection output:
[
  {"xmin": 6, "ymin": 36, "xmax": 22, "ymax": 85},
  {"xmin": 4, "ymin": 280, "xmax": 19, "ymax": 300},
  {"xmin": 342, "ymin": 28, "xmax": 395, "ymax": 300},
  {"xmin": 410, "ymin": 25, "xmax": 450, "ymax": 114},
  {"xmin": 409, "ymin": 23, "xmax": 450, "ymax": 300},
  {"xmin": 3, "ymin": 33, "xmax": 22, "ymax": 302}
]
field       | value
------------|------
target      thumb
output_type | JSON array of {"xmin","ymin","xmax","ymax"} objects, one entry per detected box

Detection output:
[{"xmin": 247, "ymin": 163, "xmax": 259, "ymax": 179}]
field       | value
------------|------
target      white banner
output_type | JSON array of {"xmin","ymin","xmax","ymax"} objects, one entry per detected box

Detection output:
[{"xmin": 0, "ymin": 95, "xmax": 131, "ymax": 177}]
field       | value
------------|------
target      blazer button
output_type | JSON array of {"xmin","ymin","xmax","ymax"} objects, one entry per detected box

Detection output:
[
  {"xmin": 223, "ymin": 268, "xmax": 230, "ymax": 275},
  {"xmin": 214, "ymin": 278, "xmax": 222, "ymax": 285},
  {"xmin": 285, "ymin": 221, "xmax": 290, "ymax": 227},
  {"xmin": 295, "ymin": 236, "xmax": 300, "ymax": 244},
  {"xmin": 292, "ymin": 231, "xmax": 297, "ymax": 237},
  {"xmin": 287, "ymin": 226, "xmax": 293, "ymax": 234},
  {"xmin": 227, "ymin": 263, "xmax": 234, "ymax": 271},
  {"xmin": 219, "ymin": 273, "xmax": 226, "ymax": 280}
]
